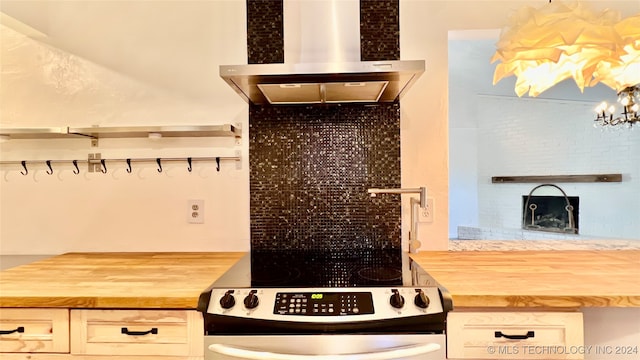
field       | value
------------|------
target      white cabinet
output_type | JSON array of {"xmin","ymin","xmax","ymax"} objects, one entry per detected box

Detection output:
[
  {"xmin": 447, "ymin": 311, "xmax": 584, "ymax": 360},
  {"xmin": 0, "ymin": 308, "xmax": 203, "ymax": 359},
  {"xmin": 0, "ymin": 308, "xmax": 69, "ymax": 354},
  {"xmin": 70, "ymin": 309, "xmax": 203, "ymax": 357}
]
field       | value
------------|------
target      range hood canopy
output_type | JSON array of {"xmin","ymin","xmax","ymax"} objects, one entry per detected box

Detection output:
[
  {"xmin": 220, "ymin": 60, "xmax": 425, "ymax": 105},
  {"xmin": 223, "ymin": 1, "xmax": 424, "ymax": 105}
]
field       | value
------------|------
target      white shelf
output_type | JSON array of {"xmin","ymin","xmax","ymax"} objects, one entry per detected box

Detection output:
[
  {"xmin": 0, "ymin": 127, "xmax": 84, "ymax": 139},
  {"xmin": 0, "ymin": 124, "xmax": 241, "ymax": 140},
  {"xmin": 69, "ymin": 124, "xmax": 240, "ymax": 138}
]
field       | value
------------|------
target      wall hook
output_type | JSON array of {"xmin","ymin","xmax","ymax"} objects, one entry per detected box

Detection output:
[
  {"xmin": 216, "ymin": 157, "xmax": 220, "ymax": 172},
  {"xmin": 46, "ymin": 160, "xmax": 53, "ymax": 175},
  {"xmin": 100, "ymin": 159, "xmax": 107, "ymax": 174},
  {"xmin": 187, "ymin": 157, "xmax": 192, "ymax": 172},
  {"xmin": 126, "ymin": 159, "xmax": 132, "ymax": 173},
  {"xmin": 156, "ymin": 158, "xmax": 163, "ymax": 173},
  {"xmin": 72, "ymin": 160, "xmax": 80, "ymax": 174},
  {"xmin": 20, "ymin": 160, "xmax": 28, "ymax": 176}
]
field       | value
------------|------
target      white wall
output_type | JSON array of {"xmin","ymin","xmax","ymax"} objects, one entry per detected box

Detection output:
[
  {"xmin": 0, "ymin": 1, "xmax": 249, "ymax": 254},
  {"xmin": 474, "ymin": 96, "xmax": 640, "ymax": 239},
  {"xmin": 583, "ymin": 308, "xmax": 640, "ymax": 360},
  {"xmin": 448, "ymin": 128, "xmax": 479, "ymax": 232},
  {"xmin": 1, "ymin": 1, "xmax": 638, "ymax": 254},
  {"xmin": 443, "ymin": 2, "xmax": 640, "ymax": 239},
  {"xmin": 401, "ymin": 0, "xmax": 639, "ymax": 247},
  {"xmin": 451, "ymin": 92, "xmax": 640, "ymax": 240}
]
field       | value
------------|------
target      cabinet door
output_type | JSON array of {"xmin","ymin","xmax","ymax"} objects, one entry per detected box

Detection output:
[
  {"xmin": 70, "ymin": 309, "xmax": 203, "ymax": 357},
  {"xmin": 447, "ymin": 311, "xmax": 584, "ymax": 359},
  {"xmin": 0, "ymin": 308, "xmax": 70, "ymax": 353}
]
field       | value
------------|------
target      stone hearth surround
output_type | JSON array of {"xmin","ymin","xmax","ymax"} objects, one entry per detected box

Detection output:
[{"xmin": 457, "ymin": 226, "xmax": 612, "ymax": 241}]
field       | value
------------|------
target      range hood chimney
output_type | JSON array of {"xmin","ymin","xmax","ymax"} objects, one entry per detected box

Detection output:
[{"xmin": 220, "ymin": 0, "xmax": 425, "ymax": 105}]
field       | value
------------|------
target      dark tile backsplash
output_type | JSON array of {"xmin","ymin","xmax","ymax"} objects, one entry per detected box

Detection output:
[
  {"xmin": 247, "ymin": 0, "xmax": 402, "ymax": 251},
  {"xmin": 249, "ymin": 104, "xmax": 401, "ymax": 251},
  {"xmin": 360, "ymin": 0, "xmax": 400, "ymax": 61},
  {"xmin": 246, "ymin": 0, "xmax": 284, "ymax": 64}
]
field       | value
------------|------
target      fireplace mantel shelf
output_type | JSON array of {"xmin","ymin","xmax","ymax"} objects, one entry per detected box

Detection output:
[{"xmin": 492, "ymin": 174, "xmax": 622, "ymax": 183}]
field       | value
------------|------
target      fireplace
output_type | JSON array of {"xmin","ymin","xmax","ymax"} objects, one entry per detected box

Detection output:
[{"xmin": 522, "ymin": 184, "xmax": 579, "ymax": 234}]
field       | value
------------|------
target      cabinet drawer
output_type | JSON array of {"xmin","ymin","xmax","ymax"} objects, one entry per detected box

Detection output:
[
  {"xmin": 70, "ymin": 309, "xmax": 203, "ymax": 356},
  {"xmin": 0, "ymin": 308, "xmax": 69, "ymax": 353},
  {"xmin": 447, "ymin": 312, "xmax": 584, "ymax": 359}
]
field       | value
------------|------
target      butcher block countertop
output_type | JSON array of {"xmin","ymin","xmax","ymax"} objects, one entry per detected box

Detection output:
[
  {"xmin": 0, "ymin": 252, "xmax": 245, "ymax": 309},
  {"xmin": 0, "ymin": 250, "xmax": 638, "ymax": 309},
  {"xmin": 411, "ymin": 250, "xmax": 640, "ymax": 308}
]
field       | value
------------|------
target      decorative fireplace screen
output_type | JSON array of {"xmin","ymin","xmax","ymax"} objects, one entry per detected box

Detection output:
[{"xmin": 522, "ymin": 184, "xmax": 579, "ymax": 234}]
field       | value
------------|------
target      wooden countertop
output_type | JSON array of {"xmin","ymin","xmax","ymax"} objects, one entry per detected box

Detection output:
[
  {"xmin": 411, "ymin": 250, "xmax": 640, "ymax": 308},
  {"xmin": 0, "ymin": 252, "xmax": 245, "ymax": 308},
  {"xmin": 1, "ymin": 250, "xmax": 638, "ymax": 309}
]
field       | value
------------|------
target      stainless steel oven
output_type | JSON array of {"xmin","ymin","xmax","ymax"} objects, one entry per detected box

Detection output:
[
  {"xmin": 206, "ymin": 334, "xmax": 445, "ymax": 360},
  {"xmin": 197, "ymin": 250, "xmax": 453, "ymax": 359}
]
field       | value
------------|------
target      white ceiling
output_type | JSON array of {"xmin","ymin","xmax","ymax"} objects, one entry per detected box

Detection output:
[{"xmin": 0, "ymin": 1, "xmax": 630, "ymax": 105}]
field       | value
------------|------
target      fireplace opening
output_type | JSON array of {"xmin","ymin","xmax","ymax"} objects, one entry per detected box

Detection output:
[{"xmin": 522, "ymin": 184, "xmax": 579, "ymax": 234}]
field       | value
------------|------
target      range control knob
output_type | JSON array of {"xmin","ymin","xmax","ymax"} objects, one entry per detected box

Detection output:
[
  {"xmin": 244, "ymin": 290, "xmax": 259, "ymax": 309},
  {"xmin": 390, "ymin": 289, "xmax": 405, "ymax": 309},
  {"xmin": 219, "ymin": 290, "xmax": 236, "ymax": 309},
  {"xmin": 414, "ymin": 289, "xmax": 430, "ymax": 309}
]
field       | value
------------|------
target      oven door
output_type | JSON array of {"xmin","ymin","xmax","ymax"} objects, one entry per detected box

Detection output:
[{"xmin": 205, "ymin": 334, "xmax": 446, "ymax": 360}]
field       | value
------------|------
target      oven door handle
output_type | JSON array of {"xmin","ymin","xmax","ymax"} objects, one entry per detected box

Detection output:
[{"xmin": 208, "ymin": 342, "xmax": 441, "ymax": 360}]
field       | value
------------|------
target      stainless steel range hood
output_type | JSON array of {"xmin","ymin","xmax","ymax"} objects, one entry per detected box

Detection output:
[
  {"xmin": 220, "ymin": 60, "xmax": 425, "ymax": 105},
  {"xmin": 221, "ymin": 0, "xmax": 425, "ymax": 105}
]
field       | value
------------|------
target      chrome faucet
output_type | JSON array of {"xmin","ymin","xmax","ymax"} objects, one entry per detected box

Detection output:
[
  {"xmin": 367, "ymin": 187, "xmax": 427, "ymax": 253},
  {"xmin": 367, "ymin": 187, "xmax": 427, "ymax": 208}
]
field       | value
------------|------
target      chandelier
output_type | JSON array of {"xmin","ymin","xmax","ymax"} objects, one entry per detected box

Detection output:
[
  {"xmin": 491, "ymin": 1, "xmax": 640, "ymax": 130},
  {"xmin": 594, "ymin": 85, "xmax": 640, "ymax": 128}
]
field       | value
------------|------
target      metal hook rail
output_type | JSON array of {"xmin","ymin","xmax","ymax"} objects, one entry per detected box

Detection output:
[{"xmin": 0, "ymin": 155, "xmax": 241, "ymax": 175}]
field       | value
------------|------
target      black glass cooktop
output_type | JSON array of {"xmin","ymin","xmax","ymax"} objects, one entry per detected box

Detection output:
[
  {"xmin": 251, "ymin": 249, "xmax": 403, "ymax": 287},
  {"xmin": 211, "ymin": 249, "xmax": 439, "ymax": 288}
]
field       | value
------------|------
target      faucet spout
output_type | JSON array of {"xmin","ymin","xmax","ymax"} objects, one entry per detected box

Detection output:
[
  {"xmin": 367, "ymin": 187, "xmax": 427, "ymax": 208},
  {"xmin": 366, "ymin": 186, "xmax": 428, "ymax": 254}
]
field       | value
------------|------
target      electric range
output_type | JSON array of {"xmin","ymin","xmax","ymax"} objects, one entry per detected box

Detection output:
[{"xmin": 197, "ymin": 249, "xmax": 453, "ymax": 360}]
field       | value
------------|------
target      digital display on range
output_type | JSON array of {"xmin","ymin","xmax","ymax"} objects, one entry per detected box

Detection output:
[{"xmin": 274, "ymin": 292, "xmax": 374, "ymax": 316}]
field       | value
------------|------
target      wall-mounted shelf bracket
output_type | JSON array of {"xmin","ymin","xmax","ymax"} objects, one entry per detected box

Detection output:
[
  {"xmin": 235, "ymin": 150, "xmax": 242, "ymax": 170},
  {"xmin": 235, "ymin": 123, "xmax": 242, "ymax": 145},
  {"xmin": 88, "ymin": 153, "xmax": 102, "ymax": 173}
]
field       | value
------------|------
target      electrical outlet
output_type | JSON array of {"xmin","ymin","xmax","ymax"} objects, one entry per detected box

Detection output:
[
  {"xmin": 419, "ymin": 197, "xmax": 434, "ymax": 223},
  {"xmin": 187, "ymin": 199, "xmax": 204, "ymax": 224}
]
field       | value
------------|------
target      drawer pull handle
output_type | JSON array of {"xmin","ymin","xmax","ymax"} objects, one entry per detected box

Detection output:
[
  {"xmin": 121, "ymin": 327, "xmax": 158, "ymax": 336},
  {"xmin": 0, "ymin": 326, "xmax": 25, "ymax": 335},
  {"xmin": 495, "ymin": 331, "xmax": 535, "ymax": 340}
]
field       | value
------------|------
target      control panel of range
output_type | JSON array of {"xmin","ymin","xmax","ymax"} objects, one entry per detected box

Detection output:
[
  {"xmin": 207, "ymin": 287, "xmax": 444, "ymax": 322},
  {"xmin": 274, "ymin": 292, "xmax": 374, "ymax": 316}
]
